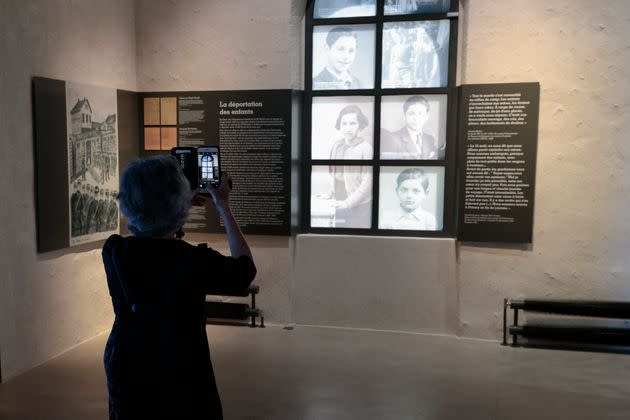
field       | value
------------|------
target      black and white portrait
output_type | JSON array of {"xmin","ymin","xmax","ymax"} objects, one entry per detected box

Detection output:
[
  {"xmin": 313, "ymin": 24, "xmax": 376, "ymax": 90},
  {"xmin": 384, "ymin": 0, "xmax": 451, "ymax": 15},
  {"xmin": 311, "ymin": 165, "xmax": 373, "ymax": 229},
  {"xmin": 311, "ymin": 96, "xmax": 374, "ymax": 160},
  {"xmin": 66, "ymin": 82, "xmax": 119, "ymax": 246},
  {"xmin": 378, "ymin": 166, "xmax": 444, "ymax": 231},
  {"xmin": 314, "ymin": 0, "xmax": 376, "ymax": 18},
  {"xmin": 382, "ymin": 20, "xmax": 450, "ymax": 88},
  {"xmin": 380, "ymin": 94, "xmax": 447, "ymax": 160}
]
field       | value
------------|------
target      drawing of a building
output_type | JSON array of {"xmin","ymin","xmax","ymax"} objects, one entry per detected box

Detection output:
[{"xmin": 69, "ymin": 98, "xmax": 117, "ymax": 183}]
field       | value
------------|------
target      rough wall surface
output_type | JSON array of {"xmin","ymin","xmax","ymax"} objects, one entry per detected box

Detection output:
[
  {"xmin": 0, "ymin": 0, "xmax": 137, "ymax": 380},
  {"xmin": 293, "ymin": 235, "xmax": 458, "ymax": 334},
  {"xmin": 135, "ymin": 0, "xmax": 306, "ymax": 91},
  {"xmin": 458, "ymin": 0, "xmax": 630, "ymax": 338}
]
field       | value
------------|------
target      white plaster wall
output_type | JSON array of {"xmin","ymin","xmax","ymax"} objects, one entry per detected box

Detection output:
[
  {"xmin": 457, "ymin": 0, "xmax": 630, "ymax": 338},
  {"xmin": 0, "ymin": 0, "xmax": 137, "ymax": 380},
  {"xmin": 135, "ymin": 0, "xmax": 306, "ymax": 91}
]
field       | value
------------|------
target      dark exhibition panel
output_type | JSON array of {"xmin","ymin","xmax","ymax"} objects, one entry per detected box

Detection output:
[
  {"xmin": 458, "ymin": 82, "xmax": 540, "ymax": 243},
  {"xmin": 32, "ymin": 78, "xmax": 69, "ymax": 252},
  {"xmin": 32, "ymin": 82, "xmax": 301, "ymax": 251}
]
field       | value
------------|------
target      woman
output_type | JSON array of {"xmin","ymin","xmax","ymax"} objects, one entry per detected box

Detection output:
[
  {"xmin": 313, "ymin": 26, "xmax": 362, "ymax": 90},
  {"xmin": 328, "ymin": 105, "xmax": 373, "ymax": 228},
  {"xmin": 102, "ymin": 156, "xmax": 256, "ymax": 419}
]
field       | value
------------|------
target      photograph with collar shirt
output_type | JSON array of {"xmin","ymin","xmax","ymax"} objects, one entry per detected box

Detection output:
[
  {"xmin": 378, "ymin": 166, "xmax": 444, "ymax": 231},
  {"xmin": 380, "ymin": 94, "xmax": 447, "ymax": 160},
  {"xmin": 313, "ymin": 24, "xmax": 376, "ymax": 90}
]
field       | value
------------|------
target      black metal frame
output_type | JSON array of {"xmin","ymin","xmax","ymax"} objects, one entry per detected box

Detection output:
[{"xmin": 303, "ymin": 0, "xmax": 459, "ymax": 237}]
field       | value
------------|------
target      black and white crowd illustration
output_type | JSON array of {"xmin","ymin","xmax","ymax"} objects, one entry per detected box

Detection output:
[{"xmin": 66, "ymin": 83, "xmax": 119, "ymax": 244}]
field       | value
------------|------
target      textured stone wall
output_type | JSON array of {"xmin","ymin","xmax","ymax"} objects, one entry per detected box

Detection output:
[
  {"xmin": 457, "ymin": 0, "xmax": 630, "ymax": 337},
  {"xmin": 135, "ymin": 0, "xmax": 305, "ymax": 91},
  {"xmin": 0, "ymin": 0, "xmax": 137, "ymax": 380}
]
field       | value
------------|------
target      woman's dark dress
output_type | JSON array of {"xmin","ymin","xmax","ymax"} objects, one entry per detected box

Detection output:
[{"xmin": 102, "ymin": 234, "xmax": 256, "ymax": 419}]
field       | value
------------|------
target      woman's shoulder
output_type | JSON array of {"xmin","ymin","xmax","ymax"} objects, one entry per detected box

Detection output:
[
  {"xmin": 103, "ymin": 234, "xmax": 124, "ymax": 252},
  {"xmin": 103, "ymin": 234, "xmax": 200, "ymax": 255}
]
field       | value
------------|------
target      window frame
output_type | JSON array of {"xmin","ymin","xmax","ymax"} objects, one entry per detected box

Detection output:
[{"xmin": 303, "ymin": 0, "xmax": 459, "ymax": 237}]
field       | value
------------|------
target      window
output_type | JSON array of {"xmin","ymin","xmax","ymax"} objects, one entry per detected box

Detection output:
[
  {"xmin": 304, "ymin": 0, "xmax": 458, "ymax": 237},
  {"xmin": 200, "ymin": 154, "xmax": 214, "ymax": 179}
]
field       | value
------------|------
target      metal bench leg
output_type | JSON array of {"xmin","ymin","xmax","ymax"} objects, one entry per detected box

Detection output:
[
  {"xmin": 512, "ymin": 308, "xmax": 519, "ymax": 346},
  {"xmin": 502, "ymin": 298, "xmax": 508, "ymax": 346},
  {"xmin": 249, "ymin": 290, "xmax": 257, "ymax": 328}
]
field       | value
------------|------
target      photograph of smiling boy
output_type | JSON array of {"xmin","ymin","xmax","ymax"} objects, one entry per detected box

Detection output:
[
  {"xmin": 311, "ymin": 96, "xmax": 374, "ymax": 160},
  {"xmin": 313, "ymin": 25, "xmax": 376, "ymax": 90},
  {"xmin": 378, "ymin": 166, "xmax": 444, "ymax": 230},
  {"xmin": 380, "ymin": 95, "xmax": 447, "ymax": 160}
]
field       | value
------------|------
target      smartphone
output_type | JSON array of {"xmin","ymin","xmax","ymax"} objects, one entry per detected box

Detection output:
[
  {"xmin": 197, "ymin": 146, "xmax": 221, "ymax": 188},
  {"xmin": 170, "ymin": 147, "xmax": 197, "ymax": 190}
]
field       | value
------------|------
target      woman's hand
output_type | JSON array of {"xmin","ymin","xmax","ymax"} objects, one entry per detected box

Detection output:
[
  {"xmin": 333, "ymin": 200, "xmax": 348, "ymax": 209},
  {"xmin": 205, "ymin": 172, "xmax": 232, "ymax": 214}
]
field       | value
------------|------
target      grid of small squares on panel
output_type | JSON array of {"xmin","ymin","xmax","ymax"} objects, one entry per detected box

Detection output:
[{"xmin": 142, "ymin": 97, "xmax": 178, "ymax": 151}]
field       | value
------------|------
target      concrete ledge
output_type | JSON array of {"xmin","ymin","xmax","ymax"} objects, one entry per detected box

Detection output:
[{"xmin": 293, "ymin": 234, "xmax": 458, "ymax": 334}]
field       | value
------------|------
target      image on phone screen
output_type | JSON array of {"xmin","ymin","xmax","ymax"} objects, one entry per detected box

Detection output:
[{"xmin": 197, "ymin": 148, "xmax": 220, "ymax": 188}]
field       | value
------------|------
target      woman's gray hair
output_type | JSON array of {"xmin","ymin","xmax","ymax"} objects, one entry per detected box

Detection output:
[{"xmin": 118, "ymin": 155, "xmax": 193, "ymax": 237}]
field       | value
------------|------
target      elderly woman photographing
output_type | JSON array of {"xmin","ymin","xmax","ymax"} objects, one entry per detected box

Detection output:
[{"xmin": 102, "ymin": 156, "xmax": 256, "ymax": 419}]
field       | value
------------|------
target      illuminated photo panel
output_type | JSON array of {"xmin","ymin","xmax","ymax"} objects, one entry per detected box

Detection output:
[
  {"xmin": 313, "ymin": 24, "xmax": 376, "ymax": 90},
  {"xmin": 311, "ymin": 96, "xmax": 374, "ymax": 160},
  {"xmin": 311, "ymin": 165, "xmax": 373, "ymax": 228},
  {"xmin": 382, "ymin": 20, "xmax": 450, "ymax": 88},
  {"xmin": 314, "ymin": 0, "xmax": 376, "ymax": 18},
  {"xmin": 380, "ymin": 94, "xmax": 447, "ymax": 160},
  {"xmin": 378, "ymin": 166, "xmax": 444, "ymax": 231},
  {"xmin": 384, "ymin": 0, "xmax": 451, "ymax": 15}
]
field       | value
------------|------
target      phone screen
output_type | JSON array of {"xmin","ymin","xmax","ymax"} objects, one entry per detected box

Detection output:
[
  {"xmin": 171, "ymin": 147, "xmax": 197, "ymax": 190},
  {"xmin": 197, "ymin": 147, "xmax": 220, "ymax": 188}
]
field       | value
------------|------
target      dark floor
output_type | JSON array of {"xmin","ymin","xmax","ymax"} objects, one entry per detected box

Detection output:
[{"xmin": 1, "ymin": 325, "xmax": 629, "ymax": 419}]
